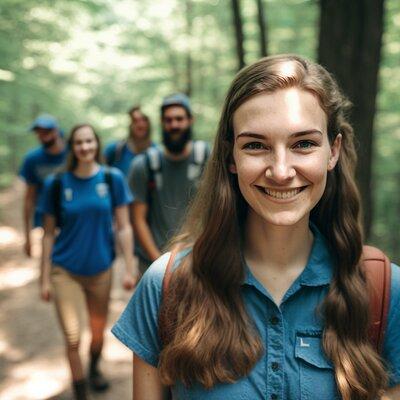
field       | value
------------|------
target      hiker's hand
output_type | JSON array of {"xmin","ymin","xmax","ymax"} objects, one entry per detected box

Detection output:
[
  {"xmin": 40, "ymin": 279, "xmax": 52, "ymax": 302},
  {"xmin": 24, "ymin": 238, "xmax": 32, "ymax": 257},
  {"xmin": 122, "ymin": 271, "xmax": 139, "ymax": 291}
]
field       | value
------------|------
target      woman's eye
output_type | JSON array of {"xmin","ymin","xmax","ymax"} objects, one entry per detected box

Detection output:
[
  {"xmin": 294, "ymin": 141, "xmax": 315, "ymax": 150},
  {"xmin": 243, "ymin": 142, "xmax": 264, "ymax": 150}
]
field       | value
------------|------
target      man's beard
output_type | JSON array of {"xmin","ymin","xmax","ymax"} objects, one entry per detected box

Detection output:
[
  {"xmin": 42, "ymin": 138, "xmax": 56, "ymax": 148},
  {"xmin": 162, "ymin": 126, "xmax": 192, "ymax": 154}
]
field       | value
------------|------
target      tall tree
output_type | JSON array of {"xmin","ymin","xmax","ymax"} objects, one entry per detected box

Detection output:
[
  {"xmin": 231, "ymin": 0, "xmax": 245, "ymax": 70},
  {"xmin": 318, "ymin": 0, "xmax": 385, "ymax": 239},
  {"xmin": 256, "ymin": 0, "xmax": 268, "ymax": 57},
  {"xmin": 185, "ymin": 0, "xmax": 193, "ymax": 96}
]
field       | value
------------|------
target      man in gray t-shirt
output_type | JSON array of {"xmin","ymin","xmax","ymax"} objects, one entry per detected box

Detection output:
[{"xmin": 129, "ymin": 93, "xmax": 210, "ymax": 272}]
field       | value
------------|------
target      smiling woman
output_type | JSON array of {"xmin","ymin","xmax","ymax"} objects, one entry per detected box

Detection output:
[
  {"xmin": 112, "ymin": 55, "xmax": 400, "ymax": 400},
  {"xmin": 39, "ymin": 123, "xmax": 138, "ymax": 400},
  {"xmin": 230, "ymin": 88, "xmax": 341, "ymax": 227}
]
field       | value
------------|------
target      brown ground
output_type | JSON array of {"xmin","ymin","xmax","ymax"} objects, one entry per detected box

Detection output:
[{"xmin": 0, "ymin": 180, "xmax": 133, "ymax": 399}]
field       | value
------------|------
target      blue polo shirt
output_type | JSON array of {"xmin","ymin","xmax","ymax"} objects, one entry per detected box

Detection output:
[
  {"xmin": 19, "ymin": 146, "xmax": 67, "ymax": 227},
  {"xmin": 112, "ymin": 229, "xmax": 400, "ymax": 399}
]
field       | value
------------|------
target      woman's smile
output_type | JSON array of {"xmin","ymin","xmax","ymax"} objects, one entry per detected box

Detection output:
[{"xmin": 255, "ymin": 185, "xmax": 308, "ymax": 201}]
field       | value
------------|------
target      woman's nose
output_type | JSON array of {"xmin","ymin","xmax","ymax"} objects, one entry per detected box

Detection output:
[{"xmin": 265, "ymin": 152, "xmax": 296, "ymax": 182}]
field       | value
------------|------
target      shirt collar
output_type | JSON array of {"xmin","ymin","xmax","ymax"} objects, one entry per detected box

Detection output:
[{"xmin": 242, "ymin": 223, "xmax": 334, "ymax": 289}]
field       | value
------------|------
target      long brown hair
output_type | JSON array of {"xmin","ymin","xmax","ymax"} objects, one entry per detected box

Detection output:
[
  {"xmin": 65, "ymin": 123, "xmax": 103, "ymax": 171},
  {"xmin": 159, "ymin": 55, "xmax": 387, "ymax": 398}
]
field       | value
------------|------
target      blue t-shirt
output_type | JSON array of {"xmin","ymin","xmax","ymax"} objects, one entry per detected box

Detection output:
[
  {"xmin": 19, "ymin": 146, "xmax": 67, "ymax": 227},
  {"xmin": 104, "ymin": 141, "xmax": 155, "ymax": 177},
  {"xmin": 41, "ymin": 166, "xmax": 133, "ymax": 276},
  {"xmin": 112, "ymin": 230, "xmax": 400, "ymax": 399}
]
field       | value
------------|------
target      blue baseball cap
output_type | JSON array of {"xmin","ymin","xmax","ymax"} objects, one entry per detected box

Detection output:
[
  {"xmin": 161, "ymin": 93, "xmax": 192, "ymax": 116},
  {"xmin": 29, "ymin": 114, "xmax": 59, "ymax": 131}
]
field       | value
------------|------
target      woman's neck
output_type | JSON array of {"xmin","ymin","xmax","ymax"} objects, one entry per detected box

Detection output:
[
  {"xmin": 73, "ymin": 161, "xmax": 100, "ymax": 178},
  {"xmin": 244, "ymin": 214, "xmax": 313, "ymax": 273}
]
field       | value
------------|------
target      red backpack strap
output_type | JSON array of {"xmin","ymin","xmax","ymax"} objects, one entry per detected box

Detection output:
[{"xmin": 362, "ymin": 245, "xmax": 391, "ymax": 353}]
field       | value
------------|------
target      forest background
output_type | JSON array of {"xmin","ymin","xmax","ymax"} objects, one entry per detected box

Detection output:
[{"xmin": 0, "ymin": 0, "xmax": 399, "ymax": 262}]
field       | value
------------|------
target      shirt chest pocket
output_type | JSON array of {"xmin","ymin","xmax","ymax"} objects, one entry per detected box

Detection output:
[{"xmin": 295, "ymin": 332, "xmax": 340, "ymax": 400}]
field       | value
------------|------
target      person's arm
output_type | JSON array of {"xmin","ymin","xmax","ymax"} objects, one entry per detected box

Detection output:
[
  {"xmin": 40, "ymin": 214, "xmax": 56, "ymax": 301},
  {"xmin": 382, "ymin": 385, "xmax": 400, "ymax": 399},
  {"xmin": 115, "ymin": 204, "xmax": 139, "ymax": 290},
  {"xmin": 23, "ymin": 184, "xmax": 37, "ymax": 257},
  {"xmin": 131, "ymin": 201, "xmax": 161, "ymax": 262},
  {"xmin": 133, "ymin": 353, "xmax": 168, "ymax": 400}
]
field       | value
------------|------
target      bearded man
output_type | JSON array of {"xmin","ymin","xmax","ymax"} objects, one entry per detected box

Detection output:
[
  {"xmin": 19, "ymin": 114, "xmax": 67, "ymax": 256},
  {"xmin": 128, "ymin": 93, "xmax": 210, "ymax": 273}
]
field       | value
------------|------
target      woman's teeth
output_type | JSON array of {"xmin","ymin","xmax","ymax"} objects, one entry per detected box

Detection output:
[{"xmin": 264, "ymin": 187, "xmax": 302, "ymax": 199}]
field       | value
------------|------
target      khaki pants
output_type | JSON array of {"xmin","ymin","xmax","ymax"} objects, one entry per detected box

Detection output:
[{"xmin": 50, "ymin": 266, "xmax": 112, "ymax": 348}]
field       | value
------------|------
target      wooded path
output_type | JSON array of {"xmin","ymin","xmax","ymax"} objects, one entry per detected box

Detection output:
[{"xmin": 0, "ymin": 180, "xmax": 133, "ymax": 399}]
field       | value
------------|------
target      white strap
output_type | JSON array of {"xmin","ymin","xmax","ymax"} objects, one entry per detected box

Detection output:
[
  {"xmin": 147, "ymin": 147, "xmax": 161, "ymax": 171},
  {"xmin": 193, "ymin": 140, "xmax": 207, "ymax": 165}
]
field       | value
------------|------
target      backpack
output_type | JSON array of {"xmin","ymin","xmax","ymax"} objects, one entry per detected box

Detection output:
[
  {"xmin": 144, "ymin": 140, "xmax": 209, "ymax": 204},
  {"xmin": 160, "ymin": 246, "xmax": 391, "ymax": 354},
  {"xmin": 52, "ymin": 167, "xmax": 115, "ymax": 227},
  {"xmin": 106, "ymin": 140, "xmax": 126, "ymax": 166}
]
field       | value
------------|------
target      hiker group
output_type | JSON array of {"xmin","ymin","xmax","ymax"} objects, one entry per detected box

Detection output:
[
  {"xmin": 19, "ymin": 93, "xmax": 210, "ymax": 398},
  {"xmin": 18, "ymin": 56, "xmax": 400, "ymax": 400}
]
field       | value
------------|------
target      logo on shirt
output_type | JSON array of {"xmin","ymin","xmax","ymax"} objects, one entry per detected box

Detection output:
[
  {"xmin": 96, "ymin": 183, "xmax": 109, "ymax": 198},
  {"xmin": 64, "ymin": 188, "xmax": 73, "ymax": 201}
]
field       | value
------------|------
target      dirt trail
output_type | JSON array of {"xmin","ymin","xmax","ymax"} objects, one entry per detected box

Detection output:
[{"xmin": 0, "ymin": 180, "xmax": 133, "ymax": 399}]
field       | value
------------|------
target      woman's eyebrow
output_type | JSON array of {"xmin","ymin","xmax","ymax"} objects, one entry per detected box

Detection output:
[
  {"xmin": 236, "ymin": 129, "xmax": 322, "ymax": 141},
  {"xmin": 236, "ymin": 132, "xmax": 266, "ymax": 141},
  {"xmin": 290, "ymin": 129, "xmax": 322, "ymax": 137}
]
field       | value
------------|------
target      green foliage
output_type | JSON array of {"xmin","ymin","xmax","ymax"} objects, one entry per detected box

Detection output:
[
  {"xmin": 0, "ymin": 0, "xmax": 398, "ymax": 260},
  {"xmin": 371, "ymin": 0, "xmax": 400, "ymax": 261}
]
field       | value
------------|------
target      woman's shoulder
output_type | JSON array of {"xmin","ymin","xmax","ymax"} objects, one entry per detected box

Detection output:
[
  {"xmin": 386, "ymin": 262, "xmax": 400, "ymax": 325},
  {"xmin": 143, "ymin": 252, "xmax": 173, "ymax": 286},
  {"xmin": 390, "ymin": 262, "xmax": 400, "ymax": 299},
  {"xmin": 141, "ymin": 249, "xmax": 191, "ymax": 289}
]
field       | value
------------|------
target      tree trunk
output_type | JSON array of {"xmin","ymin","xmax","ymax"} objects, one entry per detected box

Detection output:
[
  {"xmin": 231, "ymin": 0, "xmax": 245, "ymax": 70},
  {"xmin": 256, "ymin": 0, "xmax": 267, "ymax": 57},
  {"xmin": 318, "ymin": 0, "xmax": 385, "ymax": 239},
  {"xmin": 185, "ymin": 0, "xmax": 193, "ymax": 96}
]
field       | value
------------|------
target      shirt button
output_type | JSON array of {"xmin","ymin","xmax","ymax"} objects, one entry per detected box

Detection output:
[
  {"xmin": 269, "ymin": 316, "xmax": 279, "ymax": 325},
  {"xmin": 271, "ymin": 394, "xmax": 278, "ymax": 400},
  {"xmin": 271, "ymin": 362, "xmax": 279, "ymax": 371}
]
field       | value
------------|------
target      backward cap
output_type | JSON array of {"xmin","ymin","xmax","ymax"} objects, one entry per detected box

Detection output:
[
  {"xmin": 161, "ymin": 93, "xmax": 192, "ymax": 116},
  {"xmin": 29, "ymin": 114, "xmax": 59, "ymax": 131}
]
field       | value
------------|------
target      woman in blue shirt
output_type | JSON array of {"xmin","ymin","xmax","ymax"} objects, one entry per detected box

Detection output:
[
  {"xmin": 112, "ymin": 56, "xmax": 400, "ymax": 399},
  {"xmin": 40, "ymin": 124, "xmax": 138, "ymax": 400}
]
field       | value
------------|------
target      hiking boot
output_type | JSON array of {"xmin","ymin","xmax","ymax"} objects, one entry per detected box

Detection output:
[
  {"xmin": 73, "ymin": 379, "xmax": 90, "ymax": 400},
  {"xmin": 88, "ymin": 368, "xmax": 110, "ymax": 392}
]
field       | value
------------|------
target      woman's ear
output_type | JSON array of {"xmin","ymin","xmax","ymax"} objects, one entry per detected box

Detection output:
[
  {"xmin": 328, "ymin": 133, "xmax": 342, "ymax": 171},
  {"xmin": 229, "ymin": 162, "xmax": 237, "ymax": 174}
]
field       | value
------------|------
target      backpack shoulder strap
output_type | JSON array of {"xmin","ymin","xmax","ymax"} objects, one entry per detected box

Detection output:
[
  {"xmin": 52, "ymin": 172, "xmax": 63, "ymax": 227},
  {"xmin": 114, "ymin": 139, "xmax": 127, "ymax": 163},
  {"xmin": 145, "ymin": 147, "xmax": 162, "ymax": 205},
  {"xmin": 192, "ymin": 140, "xmax": 208, "ymax": 166},
  {"xmin": 107, "ymin": 140, "xmax": 126, "ymax": 166},
  {"xmin": 103, "ymin": 166, "xmax": 115, "ymax": 209},
  {"xmin": 362, "ymin": 245, "xmax": 391, "ymax": 353}
]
